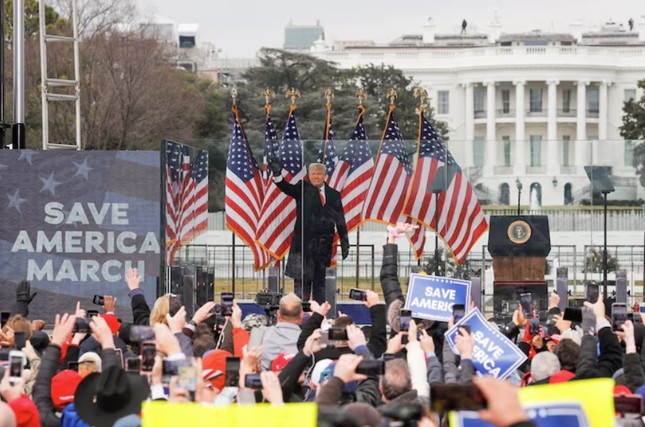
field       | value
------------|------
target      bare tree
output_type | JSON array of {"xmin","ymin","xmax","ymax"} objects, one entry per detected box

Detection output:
[{"xmin": 52, "ymin": 0, "xmax": 136, "ymax": 37}]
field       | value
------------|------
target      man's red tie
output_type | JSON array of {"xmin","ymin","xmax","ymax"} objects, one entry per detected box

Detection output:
[{"xmin": 319, "ymin": 188, "xmax": 325, "ymax": 206}]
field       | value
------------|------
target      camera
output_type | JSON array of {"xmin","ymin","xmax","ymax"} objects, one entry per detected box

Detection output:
[
  {"xmin": 225, "ymin": 357, "xmax": 241, "ymax": 387},
  {"xmin": 140, "ymin": 341, "xmax": 156, "ymax": 373},
  {"xmin": 349, "ymin": 288, "xmax": 367, "ymax": 301},
  {"xmin": 73, "ymin": 318, "xmax": 90, "ymax": 333},
  {"xmin": 92, "ymin": 295, "xmax": 105, "ymax": 306},
  {"xmin": 244, "ymin": 373, "xmax": 262, "ymax": 389},
  {"xmin": 356, "ymin": 359, "xmax": 385, "ymax": 376}
]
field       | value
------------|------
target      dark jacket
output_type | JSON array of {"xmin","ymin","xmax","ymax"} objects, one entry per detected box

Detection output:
[
  {"xmin": 33, "ymin": 344, "xmax": 64, "ymax": 427},
  {"xmin": 129, "ymin": 289, "xmax": 150, "ymax": 326},
  {"xmin": 275, "ymin": 178, "xmax": 348, "ymax": 280},
  {"xmin": 575, "ymin": 326, "xmax": 622, "ymax": 379},
  {"xmin": 380, "ymin": 244, "xmax": 405, "ymax": 309}
]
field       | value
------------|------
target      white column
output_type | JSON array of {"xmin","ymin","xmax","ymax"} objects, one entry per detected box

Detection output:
[
  {"xmin": 514, "ymin": 80, "xmax": 526, "ymax": 175},
  {"xmin": 547, "ymin": 80, "xmax": 559, "ymax": 174},
  {"xmin": 575, "ymin": 80, "xmax": 589, "ymax": 168},
  {"xmin": 465, "ymin": 83, "xmax": 474, "ymax": 168},
  {"xmin": 485, "ymin": 81, "xmax": 497, "ymax": 173},
  {"xmin": 599, "ymin": 81, "xmax": 609, "ymax": 142}
]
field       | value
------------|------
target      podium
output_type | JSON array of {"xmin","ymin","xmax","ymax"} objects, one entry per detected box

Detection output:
[{"xmin": 488, "ymin": 216, "xmax": 551, "ymax": 319}]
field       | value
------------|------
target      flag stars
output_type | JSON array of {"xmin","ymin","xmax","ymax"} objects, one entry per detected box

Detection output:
[
  {"xmin": 7, "ymin": 189, "xmax": 26, "ymax": 213},
  {"xmin": 18, "ymin": 150, "xmax": 35, "ymax": 165},
  {"xmin": 73, "ymin": 158, "xmax": 93, "ymax": 180},
  {"xmin": 40, "ymin": 171, "xmax": 62, "ymax": 196}
]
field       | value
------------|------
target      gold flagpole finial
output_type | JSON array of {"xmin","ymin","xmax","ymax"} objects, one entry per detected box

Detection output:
[
  {"xmin": 414, "ymin": 88, "xmax": 428, "ymax": 109},
  {"xmin": 324, "ymin": 88, "xmax": 334, "ymax": 105},
  {"xmin": 356, "ymin": 89, "xmax": 367, "ymax": 105},
  {"xmin": 231, "ymin": 88, "xmax": 238, "ymax": 106},
  {"xmin": 261, "ymin": 88, "xmax": 275, "ymax": 106},
  {"xmin": 387, "ymin": 88, "xmax": 397, "ymax": 106},
  {"xmin": 285, "ymin": 88, "xmax": 301, "ymax": 105}
]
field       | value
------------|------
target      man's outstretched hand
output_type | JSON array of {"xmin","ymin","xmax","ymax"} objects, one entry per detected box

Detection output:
[
  {"xmin": 16, "ymin": 281, "xmax": 37, "ymax": 304},
  {"xmin": 269, "ymin": 155, "xmax": 282, "ymax": 176}
]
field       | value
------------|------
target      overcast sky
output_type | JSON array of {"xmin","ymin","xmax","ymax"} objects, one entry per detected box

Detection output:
[{"xmin": 135, "ymin": 0, "xmax": 644, "ymax": 57}]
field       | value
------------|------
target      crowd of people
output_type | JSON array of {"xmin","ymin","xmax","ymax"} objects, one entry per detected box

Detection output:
[{"xmin": 0, "ymin": 223, "xmax": 642, "ymax": 426}]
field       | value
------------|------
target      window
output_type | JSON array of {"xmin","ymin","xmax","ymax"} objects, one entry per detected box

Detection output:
[
  {"xmin": 502, "ymin": 89, "xmax": 510, "ymax": 114},
  {"xmin": 473, "ymin": 137, "xmax": 485, "ymax": 167},
  {"xmin": 562, "ymin": 89, "xmax": 571, "ymax": 113},
  {"xmin": 503, "ymin": 136, "xmax": 511, "ymax": 166},
  {"xmin": 437, "ymin": 90, "xmax": 449, "ymax": 115},
  {"xmin": 562, "ymin": 135, "xmax": 571, "ymax": 166},
  {"xmin": 529, "ymin": 88, "xmax": 543, "ymax": 112},
  {"xmin": 625, "ymin": 140, "xmax": 634, "ymax": 167},
  {"xmin": 625, "ymin": 89, "xmax": 637, "ymax": 103},
  {"xmin": 587, "ymin": 87, "xmax": 599, "ymax": 113},
  {"xmin": 474, "ymin": 89, "xmax": 486, "ymax": 117},
  {"xmin": 499, "ymin": 183, "xmax": 510, "ymax": 205},
  {"xmin": 530, "ymin": 135, "xmax": 542, "ymax": 166}
]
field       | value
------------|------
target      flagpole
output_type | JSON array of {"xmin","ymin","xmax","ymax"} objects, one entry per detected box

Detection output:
[
  {"xmin": 230, "ymin": 89, "xmax": 238, "ymax": 295},
  {"xmin": 354, "ymin": 90, "xmax": 367, "ymax": 289},
  {"xmin": 322, "ymin": 88, "xmax": 333, "ymax": 166},
  {"xmin": 159, "ymin": 140, "xmax": 169, "ymax": 297}
]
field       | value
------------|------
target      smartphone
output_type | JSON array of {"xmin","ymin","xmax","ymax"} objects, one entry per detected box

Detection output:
[
  {"xmin": 586, "ymin": 283, "xmax": 599, "ymax": 304},
  {"xmin": 356, "ymin": 360, "xmax": 385, "ymax": 376},
  {"xmin": 114, "ymin": 348, "xmax": 124, "ymax": 368},
  {"xmin": 452, "ymin": 304, "xmax": 465, "ymax": 322},
  {"xmin": 349, "ymin": 288, "xmax": 367, "ymax": 301},
  {"xmin": 178, "ymin": 365, "xmax": 197, "ymax": 401},
  {"xmin": 86, "ymin": 310, "xmax": 99, "ymax": 319},
  {"xmin": 430, "ymin": 383, "xmax": 488, "ymax": 412},
  {"xmin": 225, "ymin": 356, "xmax": 241, "ymax": 387},
  {"xmin": 221, "ymin": 292, "xmax": 234, "ymax": 317},
  {"xmin": 612, "ymin": 303, "xmax": 628, "ymax": 331},
  {"xmin": 73, "ymin": 318, "xmax": 90, "ymax": 333},
  {"xmin": 302, "ymin": 301, "xmax": 311, "ymax": 312},
  {"xmin": 140, "ymin": 341, "xmax": 156, "ymax": 373},
  {"xmin": 400, "ymin": 309, "xmax": 412, "ymax": 332},
  {"xmin": 614, "ymin": 395, "xmax": 643, "ymax": 415},
  {"xmin": 529, "ymin": 318, "xmax": 540, "ymax": 335},
  {"xmin": 67, "ymin": 361, "xmax": 79, "ymax": 371},
  {"xmin": 13, "ymin": 331, "xmax": 26, "ymax": 350},
  {"xmin": 9, "ymin": 350, "xmax": 24, "ymax": 381},
  {"xmin": 520, "ymin": 293, "xmax": 532, "ymax": 318},
  {"xmin": 210, "ymin": 304, "xmax": 222, "ymax": 315},
  {"xmin": 125, "ymin": 357, "xmax": 141, "ymax": 373},
  {"xmin": 327, "ymin": 327, "xmax": 349, "ymax": 341},
  {"xmin": 162, "ymin": 358, "xmax": 192, "ymax": 376},
  {"xmin": 563, "ymin": 307, "xmax": 583, "ymax": 323},
  {"xmin": 169, "ymin": 294, "xmax": 182, "ymax": 317},
  {"xmin": 244, "ymin": 373, "xmax": 262, "ymax": 389},
  {"xmin": 0, "ymin": 311, "xmax": 10, "ymax": 328},
  {"xmin": 92, "ymin": 295, "xmax": 105, "ymax": 306},
  {"xmin": 129, "ymin": 325, "xmax": 155, "ymax": 342}
]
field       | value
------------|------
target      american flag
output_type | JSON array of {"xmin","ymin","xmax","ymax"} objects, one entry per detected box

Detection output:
[
  {"xmin": 178, "ymin": 149, "xmax": 209, "ymax": 246},
  {"xmin": 262, "ymin": 108, "xmax": 279, "ymax": 190},
  {"xmin": 255, "ymin": 108, "xmax": 305, "ymax": 259},
  {"xmin": 403, "ymin": 111, "xmax": 487, "ymax": 264},
  {"xmin": 316, "ymin": 108, "xmax": 338, "ymax": 184},
  {"xmin": 165, "ymin": 141, "xmax": 191, "ymax": 264},
  {"xmin": 362, "ymin": 107, "xmax": 411, "ymax": 225},
  {"xmin": 329, "ymin": 106, "xmax": 374, "ymax": 233},
  {"xmin": 225, "ymin": 108, "xmax": 272, "ymax": 270}
]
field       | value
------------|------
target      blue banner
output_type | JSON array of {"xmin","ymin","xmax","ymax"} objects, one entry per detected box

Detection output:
[
  {"xmin": 453, "ymin": 402, "xmax": 590, "ymax": 427},
  {"xmin": 445, "ymin": 308, "xmax": 527, "ymax": 379},
  {"xmin": 404, "ymin": 274, "xmax": 471, "ymax": 322}
]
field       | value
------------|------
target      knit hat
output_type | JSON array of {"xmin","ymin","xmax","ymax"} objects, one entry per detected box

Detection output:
[
  {"xmin": 271, "ymin": 353, "xmax": 295, "ymax": 373},
  {"xmin": 531, "ymin": 351, "xmax": 561, "ymax": 381},
  {"xmin": 242, "ymin": 313, "xmax": 268, "ymax": 331},
  {"xmin": 51, "ymin": 369, "xmax": 83, "ymax": 410},
  {"xmin": 101, "ymin": 314, "xmax": 121, "ymax": 335},
  {"xmin": 201, "ymin": 349, "xmax": 231, "ymax": 391}
]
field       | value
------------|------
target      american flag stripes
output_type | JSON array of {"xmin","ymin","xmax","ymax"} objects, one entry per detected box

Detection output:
[
  {"xmin": 316, "ymin": 105, "xmax": 338, "ymax": 184},
  {"xmin": 362, "ymin": 106, "xmax": 412, "ymax": 225},
  {"xmin": 262, "ymin": 107, "xmax": 279, "ymax": 190},
  {"xmin": 255, "ymin": 107, "xmax": 305, "ymax": 259},
  {"xmin": 329, "ymin": 105, "xmax": 374, "ymax": 233},
  {"xmin": 225, "ymin": 107, "xmax": 272, "ymax": 269},
  {"xmin": 403, "ymin": 110, "xmax": 487, "ymax": 264},
  {"xmin": 164, "ymin": 141, "xmax": 209, "ymax": 265}
]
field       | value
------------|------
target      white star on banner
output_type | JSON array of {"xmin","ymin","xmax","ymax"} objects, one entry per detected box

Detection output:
[
  {"xmin": 73, "ymin": 158, "xmax": 93, "ymax": 180},
  {"xmin": 7, "ymin": 189, "xmax": 26, "ymax": 213},
  {"xmin": 18, "ymin": 150, "xmax": 35, "ymax": 165},
  {"xmin": 40, "ymin": 171, "xmax": 62, "ymax": 196}
]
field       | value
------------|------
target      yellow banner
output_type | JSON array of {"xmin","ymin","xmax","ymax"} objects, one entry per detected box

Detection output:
[{"xmin": 142, "ymin": 401, "xmax": 318, "ymax": 427}]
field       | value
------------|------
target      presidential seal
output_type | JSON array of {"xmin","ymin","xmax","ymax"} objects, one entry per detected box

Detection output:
[{"xmin": 507, "ymin": 220, "xmax": 531, "ymax": 244}]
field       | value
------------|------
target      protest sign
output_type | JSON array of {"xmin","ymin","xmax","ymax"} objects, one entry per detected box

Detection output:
[
  {"xmin": 143, "ymin": 401, "xmax": 318, "ymax": 427},
  {"xmin": 445, "ymin": 308, "xmax": 526, "ymax": 379},
  {"xmin": 404, "ymin": 274, "xmax": 470, "ymax": 322},
  {"xmin": 449, "ymin": 378, "xmax": 614, "ymax": 427}
]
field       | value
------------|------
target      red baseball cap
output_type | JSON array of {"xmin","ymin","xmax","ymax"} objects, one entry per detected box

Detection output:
[{"xmin": 51, "ymin": 369, "xmax": 83, "ymax": 410}]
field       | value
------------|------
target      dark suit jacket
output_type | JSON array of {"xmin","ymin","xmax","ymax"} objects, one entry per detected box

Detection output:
[{"xmin": 275, "ymin": 178, "xmax": 348, "ymax": 280}]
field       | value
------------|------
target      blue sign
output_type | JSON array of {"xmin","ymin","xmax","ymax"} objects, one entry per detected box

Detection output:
[
  {"xmin": 404, "ymin": 274, "xmax": 471, "ymax": 322},
  {"xmin": 453, "ymin": 402, "xmax": 589, "ymax": 427},
  {"xmin": 445, "ymin": 308, "xmax": 527, "ymax": 379}
]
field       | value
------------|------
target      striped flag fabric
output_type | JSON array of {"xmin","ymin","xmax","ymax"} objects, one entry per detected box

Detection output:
[
  {"xmin": 179, "ymin": 149, "xmax": 209, "ymax": 245},
  {"xmin": 262, "ymin": 107, "xmax": 279, "ymax": 190},
  {"xmin": 316, "ymin": 107, "xmax": 338, "ymax": 184},
  {"xmin": 362, "ymin": 106, "xmax": 411, "ymax": 225},
  {"xmin": 329, "ymin": 105, "xmax": 374, "ymax": 233},
  {"xmin": 225, "ymin": 106, "xmax": 272, "ymax": 270},
  {"xmin": 165, "ymin": 141, "xmax": 190, "ymax": 264},
  {"xmin": 255, "ymin": 107, "xmax": 305, "ymax": 259},
  {"xmin": 403, "ymin": 110, "xmax": 488, "ymax": 264}
]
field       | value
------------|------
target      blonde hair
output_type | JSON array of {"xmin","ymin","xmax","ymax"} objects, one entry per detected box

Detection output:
[{"xmin": 149, "ymin": 294, "xmax": 171, "ymax": 325}]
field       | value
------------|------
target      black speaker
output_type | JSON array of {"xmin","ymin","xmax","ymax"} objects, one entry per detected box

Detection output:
[
  {"xmin": 325, "ymin": 267, "xmax": 337, "ymax": 316},
  {"xmin": 268, "ymin": 267, "xmax": 280, "ymax": 293},
  {"xmin": 470, "ymin": 277, "xmax": 481, "ymax": 310},
  {"xmin": 616, "ymin": 269, "xmax": 627, "ymax": 304},
  {"xmin": 556, "ymin": 267, "xmax": 568, "ymax": 311}
]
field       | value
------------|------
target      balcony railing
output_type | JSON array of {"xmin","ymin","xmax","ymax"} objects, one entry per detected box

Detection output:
[{"xmin": 526, "ymin": 109, "xmax": 547, "ymax": 117}]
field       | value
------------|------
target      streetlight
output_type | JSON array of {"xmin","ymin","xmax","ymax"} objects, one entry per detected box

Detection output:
[
  {"xmin": 584, "ymin": 166, "xmax": 615, "ymax": 301},
  {"xmin": 515, "ymin": 178, "xmax": 522, "ymax": 216}
]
